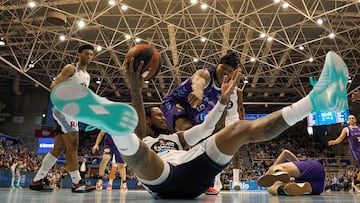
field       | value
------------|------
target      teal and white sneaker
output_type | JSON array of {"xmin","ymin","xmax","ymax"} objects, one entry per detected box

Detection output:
[
  {"xmin": 309, "ymin": 51, "xmax": 349, "ymax": 112},
  {"xmin": 50, "ymin": 82, "xmax": 138, "ymax": 136}
]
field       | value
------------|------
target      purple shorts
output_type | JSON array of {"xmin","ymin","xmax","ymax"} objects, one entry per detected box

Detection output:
[
  {"xmin": 350, "ymin": 150, "xmax": 360, "ymax": 167},
  {"xmin": 103, "ymin": 134, "xmax": 124, "ymax": 164},
  {"xmin": 293, "ymin": 160, "xmax": 325, "ymax": 195},
  {"xmin": 160, "ymin": 101, "xmax": 198, "ymax": 130}
]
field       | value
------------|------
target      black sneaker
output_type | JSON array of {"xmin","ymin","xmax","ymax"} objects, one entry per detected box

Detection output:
[
  {"xmin": 29, "ymin": 178, "xmax": 53, "ymax": 192},
  {"xmin": 71, "ymin": 180, "xmax": 96, "ymax": 193}
]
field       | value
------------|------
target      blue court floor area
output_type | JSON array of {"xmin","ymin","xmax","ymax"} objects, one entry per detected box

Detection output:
[{"xmin": 0, "ymin": 188, "xmax": 358, "ymax": 203}]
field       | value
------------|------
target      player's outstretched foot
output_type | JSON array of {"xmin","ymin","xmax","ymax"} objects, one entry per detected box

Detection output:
[
  {"xmin": 310, "ymin": 51, "xmax": 348, "ymax": 112},
  {"xmin": 283, "ymin": 182, "xmax": 312, "ymax": 196},
  {"xmin": 51, "ymin": 82, "xmax": 138, "ymax": 136},
  {"xmin": 106, "ymin": 184, "xmax": 112, "ymax": 191},
  {"xmin": 72, "ymin": 180, "xmax": 96, "ymax": 193},
  {"xmin": 29, "ymin": 178, "xmax": 53, "ymax": 192},
  {"xmin": 257, "ymin": 171, "xmax": 290, "ymax": 187},
  {"xmin": 120, "ymin": 182, "xmax": 128, "ymax": 191},
  {"xmin": 205, "ymin": 187, "xmax": 219, "ymax": 195}
]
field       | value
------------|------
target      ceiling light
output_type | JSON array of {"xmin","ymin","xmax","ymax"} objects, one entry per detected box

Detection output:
[
  {"xmin": 96, "ymin": 46, "xmax": 102, "ymax": 51},
  {"xmin": 244, "ymin": 77, "xmax": 249, "ymax": 84},
  {"xmin": 299, "ymin": 45, "xmax": 304, "ymax": 50},
  {"xmin": 316, "ymin": 18, "xmax": 323, "ymax": 25},
  {"xmin": 308, "ymin": 57, "xmax": 314, "ymax": 62},
  {"xmin": 329, "ymin": 33, "xmax": 335, "ymax": 39},
  {"xmin": 200, "ymin": 37, "xmax": 206, "ymax": 42},
  {"xmin": 267, "ymin": 36, "xmax": 273, "ymax": 41},
  {"xmin": 96, "ymin": 80, "xmax": 101, "ymax": 84},
  {"xmin": 0, "ymin": 38, "xmax": 5, "ymax": 46},
  {"xmin": 135, "ymin": 38, "xmax": 141, "ymax": 43},
  {"xmin": 274, "ymin": 0, "xmax": 281, "ymax": 3},
  {"xmin": 144, "ymin": 81, "xmax": 150, "ymax": 84},
  {"xmin": 28, "ymin": 1, "xmax": 36, "ymax": 8},
  {"xmin": 42, "ymin": 114, "xmax": 46, "ymax": 118},
  {"xmin": 260, "ymin": 33, "xmax": 266, "ymax": 38},
  {"xmin": 282, "ymin": 3, "xmax": 289, "ymax": 8},
  {"xmin": 193, "ymin": 58, "xmax": 199, "ymax": 62},
  {"xmin": 124, "ymin": 34, "xmax": 131, "ymax": 40},
  {"xmin": 108, "ymin": 0, "xmax": 115, "ymax": 5},
  {"xmin": 200, "ymin": 4, "xmax": 208, "ymax": 9},
  {"xmin": 59, "ymin": 35, "xmax": 66, "ymax": 41},
  {"xmin": 77, "ymin": 20, "xmax": 85, "ymax": 28},
  {"xmin": 190, "ymin": 0, "xmax": 198, "ymax": 4},
  {"xmin": 29, "ymin": 61, "xmax": 35, "ymax": 68},
  {"xmin": 250, "ymin": 57, "xmax": 256, "ymax": 62},
  {"xmin": 121, "ymin": 5, "xmax": 128, "ymax": 10}
]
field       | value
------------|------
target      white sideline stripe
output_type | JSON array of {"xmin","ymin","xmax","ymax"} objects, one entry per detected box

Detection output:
[{"xmin": 89, "ymin": 105, "xmax": 110, "ymax": 115}]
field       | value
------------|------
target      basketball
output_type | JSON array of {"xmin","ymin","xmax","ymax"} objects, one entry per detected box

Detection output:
[{"xmin": 125, "ymin": 44, "xmax": 161, "ymax": 80}]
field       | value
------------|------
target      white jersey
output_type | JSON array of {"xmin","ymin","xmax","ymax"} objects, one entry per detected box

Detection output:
[
  {"xmin": 68, "ymin": 63, "xmax": 90, "ymax": 87},
  {"xmin": 143, "ymin": 133, "xmax": 206, "ymax": 166},
  {"xmin": 52, "ymin": 63, "xmax": 90, "ymax": 133}
]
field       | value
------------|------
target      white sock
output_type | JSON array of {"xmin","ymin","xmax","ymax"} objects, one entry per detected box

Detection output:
[
  {"xmin": 11, "ymin": 177, "xmax": 15, "ymax": 186},
  {"xmin": 281, "ymin": 95, "xmax": 312, "ymax": 126},
  {"xmin": 112, "ymin": 133, "xmax": 140, "ymax": 156},
  {"xmin": 233, "ymin": 168, "xmax": 239, "ymax": 182},
  {"xmin": 33, "ymin": 153, "xmax": 57, "ymax": 182},
  {"xmin": 214, "ymin": 174, "xmax": 222, "ymax": 190},
  {"xmin": 17, "ymin": 176, "xmax": 21, "ymax": 186},
  {"xmin": 108, "ymin": 179, "xmax": 113, "ymax": 185},
  {"xmin": 69, "ymin": 170, "xmax": 82, "ymax": 184}
]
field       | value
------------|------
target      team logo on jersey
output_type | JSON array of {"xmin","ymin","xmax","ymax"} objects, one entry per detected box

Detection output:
[
  {"xmin": 104, "ymin": 148, "xmax": 111, "ymax": 153},
  {"xmin": 151, "ymin": 138, "xmax": 179, "ymax": 153},
  {"xmin": 227, "ymin": 101, "xmax": 233, "ymax": 109},
  {"xmin": 176, "ymin": 103, "xmax": 185, "ymax": 110}
]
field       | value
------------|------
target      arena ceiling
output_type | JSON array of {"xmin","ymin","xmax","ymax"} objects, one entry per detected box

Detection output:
[{"xmin": 0, "ymin": 0, "xmax": 360, "ymax": 113}]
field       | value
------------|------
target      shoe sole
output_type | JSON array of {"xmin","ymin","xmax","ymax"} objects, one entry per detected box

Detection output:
[
  {"xmin": 310, "ymin": 51, "xmax": 349, "ymax": 112},
  {"xmin": 51, "ymin": 82, "xmax": 138, "ymax": 136},
  {"xmin": 283, "ymin": 182, "xmax": 312, "ymax": 196},
  {"xmin": 257, "ymin": 172, "xmax": 290, "ymax": 187}
]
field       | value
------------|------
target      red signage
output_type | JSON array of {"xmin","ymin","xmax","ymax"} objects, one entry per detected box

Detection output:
[{"xmin": 34, "ymin": 129, "xmax": 56, "ymax": 138}]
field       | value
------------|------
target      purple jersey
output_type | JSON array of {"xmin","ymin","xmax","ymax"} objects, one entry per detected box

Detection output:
[
  {"xmin": 347, "ymin": 126, "xmax": 360, "ymax": 152},
  {"xmin": 160, "ymin": 68, "xmax": 221, "ymax": 127}
]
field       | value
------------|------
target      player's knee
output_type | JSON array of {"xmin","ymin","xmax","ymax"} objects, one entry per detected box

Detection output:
[
  {"xmin": 102, "ymin": 155, "xmax": 111, "ymax": 162},
  {"xmin": 50, "ymin": 148, "xmax": 63, "ymax": 157}
]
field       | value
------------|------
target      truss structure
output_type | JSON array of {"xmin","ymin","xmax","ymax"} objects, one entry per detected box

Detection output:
[{"xmin": 1, "ymin": 0, "xmax": 359, "ymax": 112}]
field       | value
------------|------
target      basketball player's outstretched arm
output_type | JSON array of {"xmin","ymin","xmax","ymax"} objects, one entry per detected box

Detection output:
[
  {"xmin": 122, "ymin": 58, "xmax": 165, "ymax": 180},
  {"xmin": 328, "ymin": 128, "xmax": 347, "ymax": 146},
  {"xmin": 123, "ymin": 57, "xmax": 147, "ymax": 139},
  {"xmin": 188, "ymin": 69, "xmax": 211, "ymax": 108},
  {"xmin": 92, "ymin": 131, "xmax": 105, "ymax": 154},
  {"xmin": 273, "ymin": 149, "xmax": 299, "ymax": 165}
]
